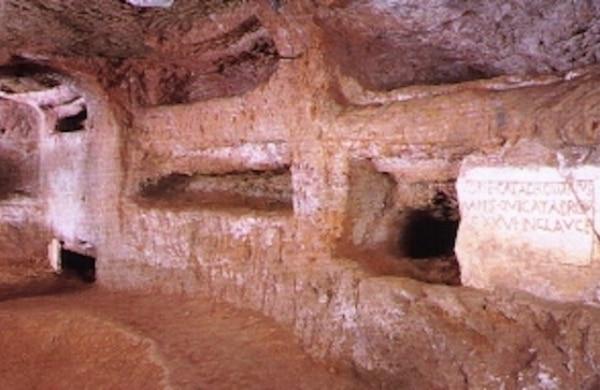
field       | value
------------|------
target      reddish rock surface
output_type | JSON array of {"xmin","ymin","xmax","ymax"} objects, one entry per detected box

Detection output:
[
  {"xmin": 318, "ymin": 0, "xmax": 600, "ymax": 90},
  {"xmin": 2, "ymin": 1, "xmax": 600, "ymax": 389},
  {"xmin": 0, "ymin": 267, "xmax": 365, "ymax": 389}
]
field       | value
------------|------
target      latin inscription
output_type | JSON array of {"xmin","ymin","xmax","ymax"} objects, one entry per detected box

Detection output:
[
  {"xmin": 457, "ymin": 167, "xmax": 598, "ymax": 266},
  {"xmin": 462, "ymin": 180, "xmax": 594, "ymax": 233}
]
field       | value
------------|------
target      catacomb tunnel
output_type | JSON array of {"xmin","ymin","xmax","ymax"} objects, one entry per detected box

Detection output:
[{"xmin": 3, "ymin": 1, "xmax": 600, "ymax": 388}]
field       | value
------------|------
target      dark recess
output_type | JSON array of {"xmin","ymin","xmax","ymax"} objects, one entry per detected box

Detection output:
[
  {"xmin": 61, "ymin": 248, "xmax": 96, "ymax": 283},
  {"xmin": 400, "ymin": 209, "xmax": 459, "ymax": 258},
  {"xmin": 399, "ymin": 190, "xmax": 459, "ymax": 259},
  {"xmin": 56, "ymin": 107, "xmax": 87, "ymax": 132},
  {"xmin": 0, "ymin": 60, "xmax": 62, "ymax": 90},
  {"xmin": 137, "ymin": 168, "xmax": 293, "ymax": 211}
]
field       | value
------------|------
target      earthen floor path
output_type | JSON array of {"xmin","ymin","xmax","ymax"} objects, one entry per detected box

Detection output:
[{"xmin": 0, "ymin": 266, "xmax": 369, "ymax": 389}]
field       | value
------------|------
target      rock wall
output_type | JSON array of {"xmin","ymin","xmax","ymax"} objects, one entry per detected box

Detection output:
[
  {"xmin": 0, "ymin": 99, "xmax": 47, "ymax": 264},
  {"xmin": 39, "ymin": 84, "xmax": 123, "ymax": 258},
  {"xmin": 2, "ymin": 2, "xmax": 600, "ymax": 387},
  {"xmin": 0, "ymin": 77, "xmax": 122, "ymax": 265},
  {"xmin": 3, "ymin": 57, "xmax": 600, "ymax": 387},
  {"xmin": 91, "ymin": 41, "xmax": 600, "ymax": 387}
]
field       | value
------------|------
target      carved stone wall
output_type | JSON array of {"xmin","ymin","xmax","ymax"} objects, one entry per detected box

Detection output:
[{"xmin": 2, "ymin": 2, "xmax": 600, "ymax": 388}]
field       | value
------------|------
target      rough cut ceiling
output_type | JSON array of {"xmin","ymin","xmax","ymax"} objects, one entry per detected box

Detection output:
[
  {"xmin": 318, "ymin": 0, "xmax": 600, "ymax": 90},
  {"xmin": 0, "ymin": 0, "xmax": 278, "ymax": 105},
  {"xmin": 0, "ymin": 0, "xmax": 599, "ymax": 102}
]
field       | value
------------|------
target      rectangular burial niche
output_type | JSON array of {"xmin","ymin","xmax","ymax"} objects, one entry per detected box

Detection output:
[
  {"xmin": 137, "ymin": 167, "xmax": 293, "ymax": 213},
  {"xmin": 55, "ymin": 106, "xmax": 87, "ymax": 133},
  {"xmin": 338, "ymin": 160, "xmax": 460, "ymax": 285},
  {"xmin": 49, "ymin": 240, "xmax": 96, "ymax": 283}
]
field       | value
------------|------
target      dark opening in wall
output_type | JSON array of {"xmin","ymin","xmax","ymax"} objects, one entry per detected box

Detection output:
[
  {"xmin": 60, "ymin": 248, "xmax": 96, "ymax": 283},
  {"xmin": 399, "ymin": 191, "xmax": 459, "ymax": 259},
  {"xmin": 56, "ymin": 107, "xmax": 88, "ymax": 133},
  {"xmin": 137, "ymin": 167, "xmax": 293, "ymax": 213},
  {"xmin": 339, "ymin": 160, "xmax": 460, "ymax": 285}
]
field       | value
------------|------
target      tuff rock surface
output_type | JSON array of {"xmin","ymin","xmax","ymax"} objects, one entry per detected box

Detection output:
[{"xmin": 1, "ymin": 1, "xmax": 600, "ymax": 389}]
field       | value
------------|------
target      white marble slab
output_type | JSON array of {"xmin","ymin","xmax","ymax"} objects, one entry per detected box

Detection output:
[{"xmin": 458, "ymin": 166, "xmax": 599, "ymax": 266}]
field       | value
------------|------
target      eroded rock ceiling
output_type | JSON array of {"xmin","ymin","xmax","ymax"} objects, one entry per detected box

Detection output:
[
  {"xmin": 318, "ymin": 0, "xmax": 600, "ymax": 90},
  {"xmin": 0, "ymin": 0, "xmax": 599, "ymax": 103},
  {"xmin": 0, "ymin": 0, "xmax": 279, "ymax": 105}
]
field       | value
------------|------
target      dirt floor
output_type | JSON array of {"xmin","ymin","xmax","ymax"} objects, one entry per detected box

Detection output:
[{"xmin": 0, "ymin": 264, "xmax": 370, "ymax": 389}]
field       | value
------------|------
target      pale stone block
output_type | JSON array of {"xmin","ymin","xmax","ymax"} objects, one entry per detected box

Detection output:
[
  {"xmin": 456, "ymin": 141, "xmax": 600, "ymax": 302},
  {"xmin": 48, "ymin": 238, "xmax": 61, "ymax": 273},
  {"xmin": 126, "ymin": 0, "xmax": 173, "ymax": 8}
]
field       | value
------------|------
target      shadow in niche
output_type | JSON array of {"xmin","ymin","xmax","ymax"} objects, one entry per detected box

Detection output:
[
  {"xmin": 56, "ymin": 107, "xmax": 88, "ymax": 133},
  {"xmin": 137, "ymin": 168, "xmax": 294, "ymax": 213},
  {"xmin": 399, "ymin": 209, "xmax": 459, "ymax": 259},
  {"xmin": 339, "ymin": 160, "xmax": 461, "ymax": 285},
  {"xmin": 61, "ymin": 249, "xmax": 96, "ymax": 283}
]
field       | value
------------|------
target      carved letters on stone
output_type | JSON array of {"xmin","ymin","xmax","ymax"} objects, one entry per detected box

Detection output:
[{"xmin": 457, "ymin": 166, "xmax": 598, "ymax": 266}]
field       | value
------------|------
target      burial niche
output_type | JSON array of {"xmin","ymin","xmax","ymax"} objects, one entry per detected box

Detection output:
[
  {"xmin": 340, "ymin": 160, "xmax": 460, "ymax": 285},
  {"xmin": 55, "ymin": 106, "xmax": 87, "ymax": 133},
  {"xmin": 138, "ymin": 167, "xmax": 293, "ymax": 212},
  {"xmin": 400, "ymin": 189, "xmax": 459, "ymax": 259}
]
